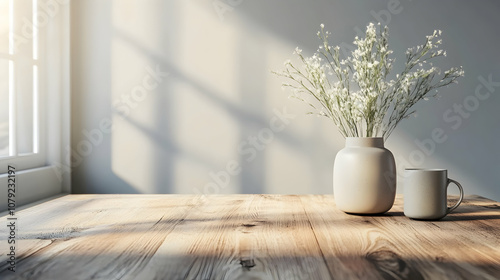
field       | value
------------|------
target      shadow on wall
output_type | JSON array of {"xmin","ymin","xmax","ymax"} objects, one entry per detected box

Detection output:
[
  {"xmin": 71, "ymin": 0, "xmax": 341, "ymax": 195},
  {"xmin": 233, "ymin": 0, "xmax": 500, "ymax": 200},
  {"xmin": 71, "ymin": 0, "xmax": 500, "ymax": 200}
]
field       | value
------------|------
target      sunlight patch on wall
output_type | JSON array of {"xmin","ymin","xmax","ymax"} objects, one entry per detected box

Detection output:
[
  {"xmin": 110, "ymin": 0, "xmax": 172, "ymax": 192},
  {"xmin": 266, "ymin": 139, "xmax": 313, "ymax": 194},
  {"xmin": 177, "ymin": 1, "xmax": 240, "ymax": 104},
  {"xmin": 264, "ymin": 36, "xmax": 342, "ymax": 194},
  {"xmin": 172, "ymin": 1, "xmax": 243, "ymax": 193}
]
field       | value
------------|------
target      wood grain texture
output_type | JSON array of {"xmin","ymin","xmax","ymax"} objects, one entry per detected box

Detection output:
[{"xmin": 0, "ymin": 194, "xmax": 499, "ymax": 279}]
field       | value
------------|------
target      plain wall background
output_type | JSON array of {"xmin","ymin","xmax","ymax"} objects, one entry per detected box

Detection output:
[{"xmin": 70, "ymin": 0, "xmax": 500, "ymax": 201}]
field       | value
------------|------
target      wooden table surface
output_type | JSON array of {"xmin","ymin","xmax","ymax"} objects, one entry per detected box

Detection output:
[{"xmin": 1, "ymin": 194, "xmax": 500, "ymax": 280}]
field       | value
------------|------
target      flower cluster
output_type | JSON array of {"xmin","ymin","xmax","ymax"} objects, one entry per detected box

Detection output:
[{"xmin": 274, "ymin": 23, "xmax": 464, "ymax": 139}]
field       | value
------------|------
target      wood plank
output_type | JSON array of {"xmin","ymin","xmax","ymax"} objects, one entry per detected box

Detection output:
[
  {"xmin": 0, "ymin": 195, "xmax": 205, "ymax": 280},
  {"xmin": 130, "ymin": 194, "xmax": 332, "ymax": 279},
  {"xmin": 0, "ymin": 194, "xmax": 499, "ymax": 279},
  {"xmin": 300, "ymin": 194, "xmax": 500, "ymax": 280}
]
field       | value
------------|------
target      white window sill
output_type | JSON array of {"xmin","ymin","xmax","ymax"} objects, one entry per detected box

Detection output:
[{"xmin": 0, "ymin": 166, "xmax": 64, "ymax": 212}]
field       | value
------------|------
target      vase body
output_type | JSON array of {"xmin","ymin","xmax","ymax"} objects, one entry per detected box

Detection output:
[{"xmin": 333, "ymin": 137, "xmax": 396, "ymax": 214}]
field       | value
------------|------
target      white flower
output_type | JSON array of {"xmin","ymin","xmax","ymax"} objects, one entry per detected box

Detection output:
[
  {"xmin": 273, "ymin": 23, "xmax": 463, "ymax": 139},
  {"xmin": 320, "ymin": 23, "xmax": 324, "ymax": 29}
]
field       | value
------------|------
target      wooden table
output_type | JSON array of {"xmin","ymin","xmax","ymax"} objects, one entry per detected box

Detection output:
[{"xmin": 1, "ymin": 194, "xmax": 500, "ymax": 279}]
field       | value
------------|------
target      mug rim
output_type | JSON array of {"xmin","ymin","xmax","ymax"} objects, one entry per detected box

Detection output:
[{"xmin": 405, "ymin": 168, "xmax": 447, "ymax": 172}]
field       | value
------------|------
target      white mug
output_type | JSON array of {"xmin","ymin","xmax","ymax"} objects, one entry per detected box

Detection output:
[{"xmin": 404, "ymin": 169, "xmax": 464, "ymax": 220}]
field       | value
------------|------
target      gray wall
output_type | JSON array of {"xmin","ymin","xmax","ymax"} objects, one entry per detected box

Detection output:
[{"xmin": 71, "ymin": 0, "xmax": 500, "ymax": 201}]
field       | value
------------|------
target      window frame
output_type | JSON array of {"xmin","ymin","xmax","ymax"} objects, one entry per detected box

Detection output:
[
  {"xmin": 0, "ymin": 0, "xmax": 52, "ymax": 173},
  {"xmin": 0, "ymin": 0, "xmax": 70, "ymax": 212}
]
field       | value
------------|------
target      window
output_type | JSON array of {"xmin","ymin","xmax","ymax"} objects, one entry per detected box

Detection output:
[
  {"xmin": 0, "ymin": 0, "xmax": 46, "ymax": 173},
  {"xmin": 0, "ymin": 0, "xmax": 69, "ymax": 211}
]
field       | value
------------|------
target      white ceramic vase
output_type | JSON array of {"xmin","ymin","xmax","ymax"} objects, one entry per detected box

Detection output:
[{"xmin": 333, "ymin": 137, "xmax": 396, "ymax": 214}]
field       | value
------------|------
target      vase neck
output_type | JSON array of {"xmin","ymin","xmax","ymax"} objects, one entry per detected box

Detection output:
[{"xmin": 345, "ymin": 137, "xmax": 384, "ymax": 148}]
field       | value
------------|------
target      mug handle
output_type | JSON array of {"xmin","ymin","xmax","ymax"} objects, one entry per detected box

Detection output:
[{"xmin": 447, "ymin": 178, "xmax": 464, "ymax": 214}]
